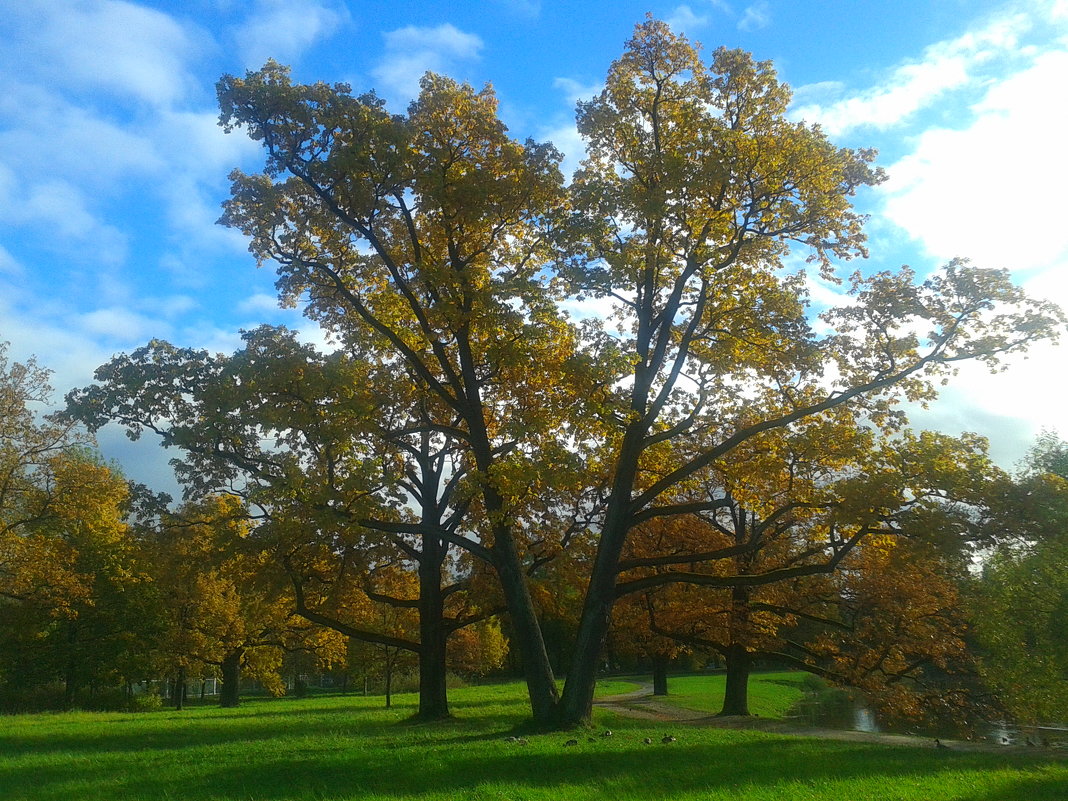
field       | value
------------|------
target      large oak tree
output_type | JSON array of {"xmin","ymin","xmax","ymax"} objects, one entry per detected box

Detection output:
[{"xmin": 68, "ymin": 19, "xmax": 1064, "ymax": 729}]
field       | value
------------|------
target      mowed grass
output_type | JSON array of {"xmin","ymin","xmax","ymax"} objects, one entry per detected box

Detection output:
[
  {"xmin": 1, "ymin": 679, "xmax": 1065, "ymax": 801},
  {"xmin": 652, "ymin": 670, "xmax": 812, "ymax": 718}
]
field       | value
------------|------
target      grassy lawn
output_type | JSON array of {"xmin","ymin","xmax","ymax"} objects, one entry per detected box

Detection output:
[
  {"xmin": 647, "ymin": 670, "xmax": 813, "ymax": 718},
  {"xmin": 1, "ymin": 679, "xmax": 1065, "ymax": 801}
]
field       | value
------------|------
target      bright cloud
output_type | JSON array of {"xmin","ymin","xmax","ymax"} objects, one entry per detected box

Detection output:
[
  {"xmin": 791, "ymin": 12, "xmax": 1033, "ymax": 135},
  {"xmin": 0, "ymin": 167, "xmax": 128, "ymax": 264},
  {"xmin": 738, "ymin": 2, "xmax": 772, "ymax": 32},
  {"xmin": 372, "ymin": 24, "xmax": 483, "ymax": 107},
  {"xmin": 0, "ymin": 82, "xmax": 162, "ymax": 188},
  {"xmin": 233, "ymin": 0, "xmax": 350, "ymax": 68},
  {"xmin": 784, "ymin": 1, "xmax": 1068, "ymax": 463},
  {"xmin": 666, "ymin": 5, "xmax": 711, "ymax": 34},
  {"xmin": 882, "ymin": 48, "xmax": 1068, "ymax": 274},
  {"xmin": 239, "ymin": 293, "xmax": 283, "ymax": 315},
  {"xmin": 0, "ymin": 0, "xmax": 203, "ymax": 108},
  {"xmin": 79, "ymin": 307, "xmax": 166, "ymax": 342},
  {"xmin": 0, "ymin": 245, "xmax": 22, "ymax": 277}
]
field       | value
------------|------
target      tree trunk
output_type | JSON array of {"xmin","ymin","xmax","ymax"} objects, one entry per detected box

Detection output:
[
  {"xmin": 174, "ymin": 665, "xmax": 186, "ymax": 711},
  {"xmin": 416, "ymin": 530, "xmax": 450, "ymax": 720},
  {"xmin": 492, "ymin": 536, "xmax": 559, "ymax": 725},
  {"xmin": 462, "ymin": 397, "xmax": 559, "ymax": 726},
  {"xmin": 720, "ymin": 582, "xmax": 752, "ymax": 716},
  {"xmin": 220, "ymin": 650, "xmax": 243, "ymax": 708},
  {"xmin": 384, "ymin": 648, "xmax": 394, "ymax": 709},
  {"xmin": 652, "ymin": 653, "xmax": 669, "ymax": 696},
  {"xmin": 558, "ymin": 431, "xmax": 644, "ymax": 728},
  {"xmin": 720, "ymin": 642, "xmax": 752, "ymax": 716},
  {"xmin": 63, "ymin": 623, "xmax": 80, "ymax": 710}
]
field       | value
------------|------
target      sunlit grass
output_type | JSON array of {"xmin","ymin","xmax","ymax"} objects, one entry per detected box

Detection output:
[
  {"xmin": 1, "ymin": 680, "xmax": 1064, "ymax": 801},
  {"xmin": 650, "ymin": 670, "xmax": 811, "ymax": 718}
]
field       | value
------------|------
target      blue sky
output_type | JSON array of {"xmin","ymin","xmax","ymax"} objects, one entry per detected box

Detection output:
[{"xmin": 1, "ymin": 0, "xmax": 1066, "ymax": 494}]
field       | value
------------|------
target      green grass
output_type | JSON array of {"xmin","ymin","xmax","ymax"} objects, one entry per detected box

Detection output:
[
  {"xmin": 652, "ymin": 670, "xmax": 812, "ymax": 718},
  {"xmin": 1, "ymin": 680, "xmax": 1065, "ymax": 801}
]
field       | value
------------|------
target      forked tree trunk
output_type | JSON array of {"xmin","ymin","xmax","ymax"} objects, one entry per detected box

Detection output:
[
  {"xmin": 558, "ymin": 428, "xmax": 645, "ymax": 728},
  {"xmin": 469, "ymin": 427, "xmax": 559, "ymax": 726},
  {"xmin": 493, "ymin": 533, "xmax": 559, "ymax": 725}
]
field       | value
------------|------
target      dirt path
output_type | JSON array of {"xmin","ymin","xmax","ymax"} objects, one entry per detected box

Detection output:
[{"xmin": 594, "ymin": 685, "xmax": 1068, "ymax": 757}]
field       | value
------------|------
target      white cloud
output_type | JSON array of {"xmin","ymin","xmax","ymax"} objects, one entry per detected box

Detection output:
[
  {"xmin": 155, "ymin": 109, "xmax": 262, "ymax": 175},
  {"xmin": 0, "ymin": 245, "xmax": 24, "ymax": 277},
  {"xmin": 141, "ymin": 295, "xmax": 199, "ymax": 319},
  {"xmin": 0, "ymin": 0, "xmax": 204, "ymax": 108},
  {"xmin": 372, "ymin": 24, "xmax": 483, "ymax": 107},
  {"xmin": 791, "ymin": 12, "xmax": 1033, "ymax": 135},
  {"xmin": 881, "ymin": 48, "xmax": 1068, "ymax": 274},
  {"xmin": 160, "ymin": 177, "xmax": 253, "ymax": 271},
  {"xmin": 78, "ymin": 307, "xmax": 167, "ymax": 342},
  {"xmin": 538, "ymin": 121, "xmax": 587, "ymax": 183},
  {"xmin": 560, "ymin": 294, "xmax": 621, "ymax": 321},
  {"xmin": 0, "ymin": 167, "xmax": 128, "ymax": 264},
  {"xmin": 238, "ymin": 293, "xmax": 282, "ymax": 315},
  {"xmin": 804, "ymin": 273, "xmax": 854, "ymax": 312},
  {"xmin": 738, "ymin": 2, "xmax": 771, "ymax": 32},
  {"xmin": 233, "ymin": 0, "xmax": 349, "ymax": 68},
  {"xmin": 553, "ymin": 77, "xmax": 602, "ymax": 108},
  {"xmin": 666, "ymin": 5, "xmax": 711, "ymax": 34},
  {"xmin": 908, "ymin": 338, "xmax": 1068, "ymax": 468},
  {"xmin": 0, "ymin": 82, "xmax": 163, "ymax": 188}
]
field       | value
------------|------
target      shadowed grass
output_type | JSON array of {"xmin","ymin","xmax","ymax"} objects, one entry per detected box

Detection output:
[{"xmin": 1, "ymin": 679, "xmax": 1064, "ymax": 800}]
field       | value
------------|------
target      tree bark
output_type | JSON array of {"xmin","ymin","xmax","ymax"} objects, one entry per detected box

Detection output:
[
  {"xmin": 174, "ymin": 665, "xmax": 186, "ymax": 711},
  {"xmin": 720, "ymin": 582, "xmax": 753, "ymax": 716},
  {"xmin": 220, "ymin": 649, "xmax": 243, "ymax": 708},
  {"xmin": 492, "ymin": 532, "xmax": 559, "ymax": 726},
  {"xmin": 416, "ymin": 529, "xmax": 450, "ymax": 720},
  {"xmin": 652, "ymin": 653, "xmax": 669, "ymax": 696},
  {"xmin": 558, "ymin": 426, "xmax": 645, "ymax": 728},
  {"xmin": 384, "ymin": 647, "xmax": 394, "ymax": 709},
  {"xmin": 462, "ymin": 393, "xmax": 559, "ymax": 726},
  {"xmin": 720, "ymin": 642, "xmax": 752, "ymax": 716},
  {"xmin": 63, "ymin": 623, "xmax": 79, "ymax": 710}
]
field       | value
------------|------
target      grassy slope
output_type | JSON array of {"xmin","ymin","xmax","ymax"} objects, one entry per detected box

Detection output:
[{"xmin": 1, "ymin": 679, "xmax": 1064, "ymax": 801}]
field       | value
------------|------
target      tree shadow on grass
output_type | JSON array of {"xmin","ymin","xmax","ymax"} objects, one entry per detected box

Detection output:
[
  {"xmin": 6, "ymin": 729, "xmax": 1067, "ymax": 801},
  {"xmin": 0, "ymin": 705, "xmax": 527, "ymax": 763}
]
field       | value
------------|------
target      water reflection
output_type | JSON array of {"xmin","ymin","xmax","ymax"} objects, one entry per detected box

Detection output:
[{"xmin": 788, "ymin": 690, "xmax": 1068, "ymax": 748}]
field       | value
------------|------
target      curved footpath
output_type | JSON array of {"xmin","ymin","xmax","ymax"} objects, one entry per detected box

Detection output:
[{"xmin": 594, "ymin": 684, "xmax": 1068, "ymax": 757}]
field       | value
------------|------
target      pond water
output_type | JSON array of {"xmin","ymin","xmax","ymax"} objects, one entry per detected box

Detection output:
[{"xmin": 788, "ymin": 693, "xmax": 1068, "ymax": 748}]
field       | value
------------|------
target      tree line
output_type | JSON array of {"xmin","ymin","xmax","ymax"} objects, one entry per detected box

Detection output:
[{"xmin": 3, "ymin": 19, "xmax": 1066, "ymax": 728}]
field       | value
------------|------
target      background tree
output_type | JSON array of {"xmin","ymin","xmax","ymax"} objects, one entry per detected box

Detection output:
[
  {"xmin": 0, "ymin": 345, "xmax": 159, "ymax": 710},
  {"xmin": 972, "ymin": 434, "xmax": 1068, "ymax": 723},
  {"xmin": 617, "ymin": 424, "xmax": 1001, "ymax": 717},
  {"xmin": 67, "ymin": 326, "xmax": 513, "ymax": 719},
  {"xmin": 147, "ymin": 494, "xmax": 329, "ymax": 708}
]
